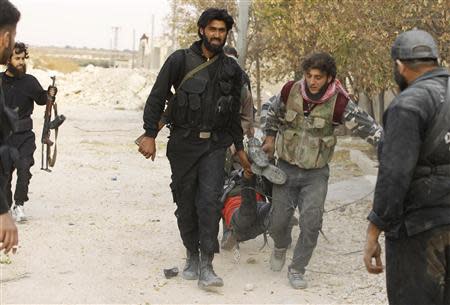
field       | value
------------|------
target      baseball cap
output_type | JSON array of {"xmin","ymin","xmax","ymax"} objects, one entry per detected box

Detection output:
[{"xmin": 391, "ymin": 29, "xmax": 439, "ymax": 60}]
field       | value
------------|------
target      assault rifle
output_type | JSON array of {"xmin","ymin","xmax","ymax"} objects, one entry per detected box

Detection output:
[{"xmin": 41, "ymin": 76, "xmax": 65, "ymax": 172}]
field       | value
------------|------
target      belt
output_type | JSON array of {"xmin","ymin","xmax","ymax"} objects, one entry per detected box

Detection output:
[
  {"xmin": 414, "ymin": 164, "xmax": 450, "ymax": 177},
  {"xmin": 179, "ymin": 128, "xmax": 212, "ymax": 139}
]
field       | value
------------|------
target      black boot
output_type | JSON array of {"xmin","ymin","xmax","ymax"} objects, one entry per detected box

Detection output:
[
  {"xmin": 198, "ymin": 252, "xmax": 224, "ymax": 289},
  {"xmin": 182, "ymin": 250, "xmax": 199, "ymax": 280}
]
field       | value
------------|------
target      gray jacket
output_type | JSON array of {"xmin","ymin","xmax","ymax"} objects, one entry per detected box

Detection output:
[{"xmin": 369, "ymin": 67, "xmax": 450, "ymax": 238}]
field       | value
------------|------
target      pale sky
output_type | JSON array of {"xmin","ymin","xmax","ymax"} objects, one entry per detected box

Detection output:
[{"xmin": 11, "ymin": 0, "xmax": 171, "ymax": 50}]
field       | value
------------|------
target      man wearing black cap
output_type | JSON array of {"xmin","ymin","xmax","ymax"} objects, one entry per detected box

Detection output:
[
  {"xmin": 364, "ymin": 29, "xmax": 450, "ymax": 305},
  {"xmin": 139, "ymin": 8, "xmax": 251, "ymax": 290}
]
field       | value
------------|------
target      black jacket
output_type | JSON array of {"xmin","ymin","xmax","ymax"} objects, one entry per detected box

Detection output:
[
  {"xmin": 1, "ymin": 72, "xmax": 47, "ymax": 120},
  {"xmin": 369, "ymin": 68, "xmax": 450, "ymax": 238},
  {"xmin": 142, "ymin": 41, "xmax": 244, "ymax": 151},
  {"xmin": 0, "ymin": 82, "xmax": 19, "ymax": 214}
]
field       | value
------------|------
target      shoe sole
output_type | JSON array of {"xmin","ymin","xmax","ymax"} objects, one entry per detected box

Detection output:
[
  {"xmin": 251, "ymin": 163, "xmax": 287, "ymax": 185},
  {"xmin": 16, "ymin": 217, "xmax": 27, "ymax": 223},
  {"xmin": 290, "ymin": 283, "xmax": 308, "ymax": 289},
  {"xmin": 198, "ymin": 281, "xmax": 224, "ymax": 291}
]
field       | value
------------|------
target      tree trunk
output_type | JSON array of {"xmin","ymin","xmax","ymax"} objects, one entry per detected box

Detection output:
[
  {"xmin": 256, "ymin": 53, "xmax": 262, "ymax": 115},
  {"xmin": 378, "ymin": 89, "xmax": 385, "ymax": 124}
]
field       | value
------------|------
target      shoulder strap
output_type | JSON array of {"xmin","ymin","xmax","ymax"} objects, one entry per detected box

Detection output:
[
  {"xmin": 421, "ymin": 77, "xmax": 450, "ymax": 160},
  {"xmin": 176, "ymin": 54, "xmax": 218, "ymax": 91}
]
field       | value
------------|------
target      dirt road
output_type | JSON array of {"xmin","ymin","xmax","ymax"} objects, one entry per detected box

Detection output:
[{"xmin": 1, "ymin": 102, "xmax": 386, "ymax": 304}]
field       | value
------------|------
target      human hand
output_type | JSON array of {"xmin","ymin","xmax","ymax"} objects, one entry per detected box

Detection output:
[
  {"xmin": 236, "ymin": 149, "xmax": 252, "ymax": 178},
  {"xmin": 47, "ymin": 86, "xmax": 58, "ymax": 101},
  {"xmin": 0, "ymin": 213, "xmax": 18, "ymax": 254},
  {"xmin": 363, "ymin": 222, "xmax": 383, "ymax": 274},
  {"xmin": 138, "ymin": 136, "xmax": 156, "ymax": 161}
]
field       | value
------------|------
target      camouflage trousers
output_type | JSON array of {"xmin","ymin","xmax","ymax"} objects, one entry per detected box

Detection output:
[
  {"xmin": 269, "ymin": 160, "xmax": 329, "ymax": 273},
  {"xmin": 386, "ymin": 224, "xmax": 450, "ymax": 305}
]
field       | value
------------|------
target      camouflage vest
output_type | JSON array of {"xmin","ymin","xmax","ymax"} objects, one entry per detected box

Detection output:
[{"xmin": 275, "ymin": 81, "xmax": 337, "ymax": 169}]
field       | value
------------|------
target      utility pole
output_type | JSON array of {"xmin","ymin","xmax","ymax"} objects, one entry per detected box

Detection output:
[
  {"xmin": 132, "ymin": 29, "xmax": 136, "ymax": 69},
  {"xmin": 150, "ymin": 14, "xmax": 155, "ymax": 69},
  {"xmin": 236, "ymin": 0, "xmax": 251, "ymax": 68},
  {"xmin": 111, "ymin": 26, "xmax": 120, "ymax": 68},
  {"xmin": 170, "ymin": 0, "xmax": 178, "ymax": 53}
]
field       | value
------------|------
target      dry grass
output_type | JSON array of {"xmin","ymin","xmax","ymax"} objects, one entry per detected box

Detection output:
[{"xmin": 31, "ymin": 54, "xmax": 80, "ymax": 74}]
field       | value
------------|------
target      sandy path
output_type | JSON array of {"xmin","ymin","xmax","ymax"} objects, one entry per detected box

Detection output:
[{"xmin": 1, "ymin": 104, "xmax": 386, "ymax": 304}]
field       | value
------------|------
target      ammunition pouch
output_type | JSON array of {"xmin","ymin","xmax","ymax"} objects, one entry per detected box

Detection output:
[{"xmin": 172, "ymin": 78, "xmax": 207, "ymax": 128}]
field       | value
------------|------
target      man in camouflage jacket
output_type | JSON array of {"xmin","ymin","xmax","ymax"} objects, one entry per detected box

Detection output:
[{"xmin": 262, "ymin": 52, "xmax": 382, "ymax": 289}]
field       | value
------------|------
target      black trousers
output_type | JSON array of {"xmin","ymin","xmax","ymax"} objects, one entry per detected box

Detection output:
[
  {"xmin": 386, "ymin": 224, "xmax": 450, "ymax": 305},
  {"xmin": 5, "ymin": 131, "xmax": 35, "ymax": 207},
  {"xmin": 167, "ymin": 134, "xmax": 226, "ymax": 255}
]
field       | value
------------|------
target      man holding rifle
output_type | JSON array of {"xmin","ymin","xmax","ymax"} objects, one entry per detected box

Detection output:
[
  {"xmin": 139, "ymin": 8, "xmax": 251, "ymax": 290},
  {"xmin": 1, "ymin": 42, "xmax": 57, "ymax": 222}
]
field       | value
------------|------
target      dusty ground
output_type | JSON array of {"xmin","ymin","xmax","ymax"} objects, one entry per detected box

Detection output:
[{"xmin": 1, "ymin": 69, "xmax": 387, "ymax": 304}]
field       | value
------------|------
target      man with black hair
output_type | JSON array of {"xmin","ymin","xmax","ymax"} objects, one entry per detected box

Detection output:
[
  {"xmin": 364, "ymin": 29, "xmax": 450, "ymax": 305},
  {"xmin": 139, "ymin": 8, "xmax": 251, "ymax": 290},
  {"xmin": 0, "ymin": 0, "xmax": 20, "ymax": 254},
  {"xmin": 263, "ymin": 52, "xmax": 382, "ymax": 289},
  {"xmin": 1, "ymin": 42, "xmax": 57, "ymax": 222}
]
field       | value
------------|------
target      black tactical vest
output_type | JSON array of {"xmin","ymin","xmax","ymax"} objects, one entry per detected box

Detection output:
[
  {"xmin": 169, "ymin": 49, "xmax": 240, "ymax": 133},
  {"xmin": 405, "ymin": 76, "xmax": 450, "ymax": 217},
  {"xmin": 416, "ymin": 76, "xmax": 450, "ymax": 171}
]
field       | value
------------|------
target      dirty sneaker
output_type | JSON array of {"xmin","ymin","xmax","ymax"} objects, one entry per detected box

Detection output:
[
  {"xmin": 12, "ymin": 205, "xmax": 27, "ymax": 223},
  {"xmin": 247, "ymin": 137, "xmax": 269, "ymax": 167},
  {"xmin": 288, "ymin": 267, "xmax": 307, "ymax": 289},
  {"xmin": 251, "ymin": 163, "xmax": 287, "ymax": 185},
  {"xmin": 270, "ymin": 247, "xmax": 287, "ymax": 271}
]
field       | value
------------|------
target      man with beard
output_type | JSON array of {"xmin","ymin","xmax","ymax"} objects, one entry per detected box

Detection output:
[
  {"xmin": 0, "ymin": 0, "xmax": 20, "ymax": 254},
  {"xmin": 0, "ymin": 42, "xmax": 57, "ymax": 222},
  {"xmin": 139, "ymin": 8, "xmax": 251, "ymax": 290},
  {"xmin": 364, "ymin": 29, "xmax": 450, "ymax": 305},
  {"xmin": 262, "ymin": 52, "xmax": 383, "ymax": 289}
]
